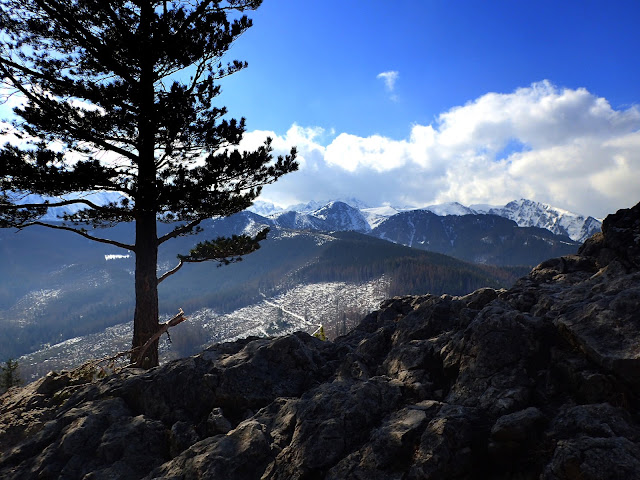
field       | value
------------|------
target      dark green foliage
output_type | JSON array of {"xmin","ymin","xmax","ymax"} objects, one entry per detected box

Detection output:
[
  {"xmin": 0, "ymin": 0, "xmax": 297, "ymax": 233},
  {"xmin": 179, "ymin": 228, "xmax": 268, "ymax": 265},
  {"xmin": 0, "ymin": 1, "xmax": 297, "ymax": 366},
  {"xmin": 0, "ymin": 359, "xmax": 22, "ymax": 393}
]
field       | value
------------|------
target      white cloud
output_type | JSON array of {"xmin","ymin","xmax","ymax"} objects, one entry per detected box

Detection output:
[
  {"xmin": 255, "ymin": 81, "xmax": 640, "ymax": 218},
  {"xmin": 376, "ymin": 71, "xmax": 399, "ymax": 92}
]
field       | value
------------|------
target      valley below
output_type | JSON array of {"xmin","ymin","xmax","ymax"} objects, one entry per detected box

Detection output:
[{"xmin": 16, "ymin": 278, "xmax": 390, "ymax": 381}]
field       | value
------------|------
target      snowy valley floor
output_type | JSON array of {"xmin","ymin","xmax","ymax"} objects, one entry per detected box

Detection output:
[{"xmin": 17, "ymin": 277, "xmax": 389, "ymax": 381}]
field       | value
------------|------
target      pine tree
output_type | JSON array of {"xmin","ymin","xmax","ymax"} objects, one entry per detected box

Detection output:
[
  {"xmin": 0, "ymin": 359, "xmax": 22, "ymax": 392},
  {"xmin": 0, "ymin": 1, "xmax": 297, "ymax": 368}
]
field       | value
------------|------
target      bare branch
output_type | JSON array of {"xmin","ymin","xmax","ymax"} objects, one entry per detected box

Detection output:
[
  {"xmin": 130, "ymin": 309, "xmax": 187, "ymax": 367},
  {"xmin": 23, "ymin": 221, "xmax": 135, "ymax": 251},
  {"xmin": 78, "ymin": 309, "xmax": 188, "ymax": 372},
  {"xmin": 157, "ymin": 259, "xmax": 184, "ymax": 284}
]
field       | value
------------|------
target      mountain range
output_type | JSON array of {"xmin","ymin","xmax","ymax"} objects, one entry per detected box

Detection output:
[
  {"xmin": 249, "ymin": 197, "xmax": 601, "ymax": 243},
  {"xmin": 237, "ymin": 198, "xmax": 588, "ymax": 266},
  {"xmin": 13, "ymin": 192, "xmax": 601, "ymax": 243}
]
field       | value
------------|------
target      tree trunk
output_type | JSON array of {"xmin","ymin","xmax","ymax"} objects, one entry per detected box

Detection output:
[
  {"xmin": 132, "ymin": 1, "xmax": 159, "ymax": 369},
  {"xmin": 132, "ymin": 210, "xmax": 159, "ymax": 368}
]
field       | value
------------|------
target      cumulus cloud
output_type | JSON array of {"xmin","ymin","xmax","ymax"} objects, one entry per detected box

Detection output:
[{"xmin": 254, "ymin": 81, "xmax": 640, "ymax": 218}]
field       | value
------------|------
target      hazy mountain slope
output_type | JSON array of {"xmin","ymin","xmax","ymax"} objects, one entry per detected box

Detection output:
[
  {"xmin": 295, "ymin": 231, "xmax": 526, "ymax": 297},
  {"xmin": 15, "ymin": 277, "xmax": 390, "ymax": 381},
  {"xmin": 371, "ymin": 211, "xmax": 579, "ymax": 265}
]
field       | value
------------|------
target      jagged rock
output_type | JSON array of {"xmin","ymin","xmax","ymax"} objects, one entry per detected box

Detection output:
[
  {"xmin": 408, "ymin": 404, "xmax": 480, "ymax": 479},
  {"xmin": 488, "ymin": 406, "xmax": 547, "ymax": 464},
  {"xmin": 1, "ymin": 201, "xmax": 640, "ymax": 479},
  {"xmin": 206, "ymin": 407, "xmax": 232, "ymax": 435}
]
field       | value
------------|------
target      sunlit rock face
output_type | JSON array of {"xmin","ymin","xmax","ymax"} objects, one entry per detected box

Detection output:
[{"xmin": 1, "ymin": 201, "xmax": 639, "ymax": 480}]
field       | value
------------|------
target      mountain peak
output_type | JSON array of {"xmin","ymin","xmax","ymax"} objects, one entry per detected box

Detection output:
[
  {"xmin": 422, "ymin": 202, "xmax": 476, "ymax": 216},
  {"xmin": 311, "ymin": 201, "xmax": 371, "ymax": 233},
  {"xmin": 490, "ymin": 199, "xmax": 600, "ymax": 242}
]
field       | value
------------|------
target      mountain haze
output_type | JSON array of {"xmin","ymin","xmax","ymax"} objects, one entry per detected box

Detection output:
[{"xmin": 1, "ymin": 219, "xmax": 523, "ymax": 378}]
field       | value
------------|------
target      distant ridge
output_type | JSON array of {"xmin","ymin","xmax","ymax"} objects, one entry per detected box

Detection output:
[
  {"xmin": 482, "ymin": 199, "xmax": 601, "ymax": 242},
  {"xmin": 252, "ymin": 197, "xmax": 600, "ymax": 243}
]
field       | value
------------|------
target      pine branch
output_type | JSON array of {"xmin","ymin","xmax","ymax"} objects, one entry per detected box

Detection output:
[
  {"xmin": 31, "ymin": 0, "xmax": 137, "ymax": 84},
  {"xmin": 0, "ymin": 61, "xmax": 139, "ymax": 161},
  {"xmin": 158, "ymin": 228, "xmax": 270, "ymax": 283},
  {"xmin": 157, "ymin": 218, "xmax": 205, "ymax": 245},
  {"xmin": 3, "ymin": 198, "xmax": 120, "ymax": 213}
]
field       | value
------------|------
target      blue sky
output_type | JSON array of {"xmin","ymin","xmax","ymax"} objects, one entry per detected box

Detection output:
[
  {"xmin": 221, "ymin": 0, "xmax": 640, "ymax": 138},
  {"xmin": 215, "ymin": 0, "xmax": 640, "ymax": 217}
]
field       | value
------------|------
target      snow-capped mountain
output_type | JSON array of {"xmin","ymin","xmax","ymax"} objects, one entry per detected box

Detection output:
[
  {"xmin": 286, "ymin": 197, "xmax": 370, "ymax": 213},
  {"xmin": 481, "ymin": 199, "xmax": 601, "ymax": 243},
  {"xmin": 285, "ymin": 200, "xmax": 332, "ymax": 214},
  {"xmin": 361, "ymin": 198, "xmax": 600, "ymax": 242},
  {"xmin": 246, "ymin": 200, "xmax": 283, "ymax": 217},
  {"xmin": 421, "ymin": 202, "xmax": 477, "ymax": 216},
  {"xmin": 360, "ymin": 206, "xmax": 401, "ymax": 229},
  {"xmin": 267, "ymin": 210, "xmax": 327, "ymax": 231},
  {"xmin": 205, "ymin": 197, "xmax": 597, "ymax": 261},
  {"xmin": 208, "ymin": 211, "xmax": 272, "ymax": 237},
  {"xmin": 311, "ymin": 201, "xmax": 371, "ymax": 233}
]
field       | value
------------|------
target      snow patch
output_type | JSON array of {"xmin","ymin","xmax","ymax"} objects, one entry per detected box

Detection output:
[{"xmin": 105, "ymin": 254, "xmax": 130, "ymax": 261}]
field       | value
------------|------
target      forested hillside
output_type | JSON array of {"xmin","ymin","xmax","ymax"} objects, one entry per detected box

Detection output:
[{"xmin": 293, "ymin": 232, "xmax": 529, "ymax": 297}]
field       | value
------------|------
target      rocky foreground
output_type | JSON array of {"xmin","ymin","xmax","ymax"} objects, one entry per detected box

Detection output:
[{"xmin": 1, "ymin": 202, "xmax": 639, "ymax": 479}]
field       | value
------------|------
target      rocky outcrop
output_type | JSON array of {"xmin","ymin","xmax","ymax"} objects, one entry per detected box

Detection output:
[{"xmin": 1, "ymin": 202, "xmax": 639, "ymax": 479}]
